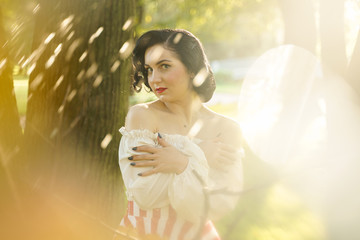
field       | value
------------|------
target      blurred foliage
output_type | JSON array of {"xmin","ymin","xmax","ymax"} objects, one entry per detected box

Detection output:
[
  {"xmin": 213, "ymin": 70, "xmax": 235, "ymax": 83},
  {"xmin": 217, "ymin": 184, "xmax": 326, "ymax": 240},
  {"xmin": 1, "ymin": 0, "xmax": 35, "ymax": 64},
  {"xmin": 137, "ymin": 0, "xmax": 281, "ymax": 59}
]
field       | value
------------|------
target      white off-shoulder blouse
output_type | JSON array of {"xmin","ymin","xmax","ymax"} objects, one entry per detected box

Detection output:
[{"xmin": 116, "ymin": 127, "xmax": 243, "ymax": 239}]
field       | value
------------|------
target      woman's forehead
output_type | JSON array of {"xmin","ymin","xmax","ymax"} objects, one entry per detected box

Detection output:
[{"xmin": 144, "ymin": 44, "xmax": 178, "ymax": 65}]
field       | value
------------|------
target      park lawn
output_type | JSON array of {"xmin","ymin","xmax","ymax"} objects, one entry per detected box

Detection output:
[{"xmin": 13, "ymin": 78, "xmax": 28, "ymax": 116}]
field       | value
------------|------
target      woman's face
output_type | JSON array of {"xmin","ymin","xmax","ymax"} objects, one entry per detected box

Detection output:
[{"xmin": 144, "ymin": 44, "xmax": 193, "ymax": 103}]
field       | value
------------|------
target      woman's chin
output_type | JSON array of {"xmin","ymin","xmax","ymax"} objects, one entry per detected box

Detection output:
[{"xmin": 158, "ymin": 95, "xmax": 169, "ymax": 101}]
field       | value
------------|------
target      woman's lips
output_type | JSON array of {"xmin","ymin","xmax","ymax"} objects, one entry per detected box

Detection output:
[{"xmin": 156, "ymin": 87, "xmax": 167, "ymax": 94}]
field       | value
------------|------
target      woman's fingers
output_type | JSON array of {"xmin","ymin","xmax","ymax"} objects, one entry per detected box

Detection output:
[
  {"xmin": 219, "ymin": 149, "xmax": 238, "ymax": 162},
  {"xmin": 217, "ymin": 142, "xmax": 237, "ymax": 152},
  {"xmin": 130, "ymin": 160, "xmax": 157, "ymax": 167},
  {"xmin": 138, "ymin": 168, "xmax": 157, "ymax": 177},
  {"xmin": 129, "ymin": 153, "xmax": 155, "ymax": 161},
  {"xmin": 157, "ymin": 133, "xmax": 170, "ymax": 147},
  {"xmin": 132, "ymin": 145, "xmax": 159, "ymax": 153}
]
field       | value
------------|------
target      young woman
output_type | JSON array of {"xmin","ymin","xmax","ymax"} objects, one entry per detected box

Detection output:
[{"xmin": 115, "ymin": 29, "xmax": 243, "ymax": 240}]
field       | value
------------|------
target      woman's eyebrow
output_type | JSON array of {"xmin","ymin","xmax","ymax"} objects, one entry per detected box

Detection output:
[
  {"xmin": 156, "ymin": 59, "xmax": 171, "ymax": 65},
  {"xmin": 145, "ymin": 59, "xmax": 172, "ymax": 67}
]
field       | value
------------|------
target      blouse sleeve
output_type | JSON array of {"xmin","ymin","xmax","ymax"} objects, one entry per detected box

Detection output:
[
  {"xmin": 118, "ymin": 127, "xmax": 210, "ymax": 223},
  {"xmin": 207, "ymin": 148, "xmax": 244, "ymax": 220}
]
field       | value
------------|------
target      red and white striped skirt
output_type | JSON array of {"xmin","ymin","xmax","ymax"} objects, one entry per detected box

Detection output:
[{"xmin": 113, "ymin": 201, "xmax": 221, "ymax": 240}]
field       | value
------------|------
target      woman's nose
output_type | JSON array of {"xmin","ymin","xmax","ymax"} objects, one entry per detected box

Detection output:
[{"xmin": 149, "ymin": 70, "xmax": 161, "ymax": 83}]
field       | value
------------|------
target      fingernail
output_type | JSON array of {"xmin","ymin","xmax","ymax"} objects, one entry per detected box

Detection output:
[
  {"xmin": 132, "ymin": 147, "xmax": 137, "ymax": 150},
  {"xmin": 137, "ymin": 173, "xmax": 142, "ymax": 176},
  {"xmin": 130, "ymin": 162, "xmax": 136, "ymax": 166},
  {"xmin": 158, "ymin": 133, "xmax": 162, "ymax": 138},
  {"xmin": 128, "ymin": 156, "xmax": 133, "ymax": 160}
]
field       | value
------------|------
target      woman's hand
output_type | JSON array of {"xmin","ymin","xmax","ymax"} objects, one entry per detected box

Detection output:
[
  {"xmin": 198, "ymin": 138, "xmax": 240, "ymax": 171},
  {"xmin": 129, "ymin": 133, "xmax": 189, "ymax": 177}
]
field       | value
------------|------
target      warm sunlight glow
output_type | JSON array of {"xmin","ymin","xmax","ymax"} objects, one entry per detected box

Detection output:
[
  {"xmin": 111, "ymin": 60, "xmax": 121, "ymax": 72},
  {"xmin": 93, "ymin": 75, "xmax": 103, "ymax": 88},
  {"xmin": 119, "ymin": 40, "xmax": 134, "ymax": 59},
  {"xmin": 44, "ymin": 33, "xmax": 55, "ymax": 45},
  {"xmin": 89, "ymin": 27, "xmax": 104, "ymax": 44},
  {"xmin": 122, "ymin": 18, "xmax": 134, "ymax": 31},
  {"xmin": 101, "ymin": 134, "xmax": 113, "ymax": 149},
  {"xmin": 53, "ymin": 75, "xmax": 64, "ymax": 91},
  {"xmin": 79, "ymin": 51, "xmax": 87, "ymax": 62},
  {"xmin": 193, "ymin": 68, "xmax": 208, "ymax": 87}
]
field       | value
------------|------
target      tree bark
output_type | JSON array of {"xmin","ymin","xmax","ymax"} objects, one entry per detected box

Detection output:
[
  {"xmin": 14, "ymin": 0, "xmax": 136, "ymax": 239},
  {"xmin": 0, "ymin": 6, "xmax": 25, "ymax": 239}
]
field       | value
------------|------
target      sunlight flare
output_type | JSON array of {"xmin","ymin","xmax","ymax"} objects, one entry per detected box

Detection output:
[
  {"xmin": 58, "ymin": 105, "xmax": 64, "ymax": 114},
  {"xmin": 33, "ymin": 4, "xmax": 40, "ymax": 14},
  {"xmin": 188, "ymin": 120, "xmax": 204, "ymax": 138},
  {"xmin": 79, "ymin": 51, "xmax": 88, "ymax": 62},
  {"xmin": 93, "ymin": 75, "xmax": 103, "ymax": 88},
  {"xmin": 193, "ymin": 68, "xmax": 208, "ymax": 87},
  {"xmin": 122, "ymin": 18, "xmax": 134, "ymax": 31},
  {"xmin": 89, "ymin": 27, "xmax": 104, "ymax": 44},
  {"xmin": 86, "ymin": 63, "xmax": 98, "ymax": 78},
  {"xmin": 77, "ymin": 70, "xmax": 85, "ymax": 81},
  {"xmin": 60, "ymin": 15, "xmax": 74, "ymax": 32},
  {"xmin": 53, "ymin": 75, "xmax": 64, "ymax": 91},
  {"xmin": 66, "ymin": 38, "xmax": 82, "ymax": 61},
  {"xmin": 45, "ymin": 55, "xmax": 55, "ymax": 69},
  {"xmin": 54, "ymin": 44, "xmax": 62, "ymax": 56},
  {"xmin": 101, "ymin": 134, "xmax": 113, "ymax": 149},
  {"xmin": 27, "ymin": 63, "xmax": 36, "ymax": 75},
  {"xmin": 0, "ymin": 58, "xmax": 7, "ymax": 70},
  {"xmin": 111, "ymin": 60, "xmax": 121, "ymax": 72},
  {"xmin": 29, "ymin": 73, "xmax": 44, "ymax": 91},
  {"xmin": 119, "ymin": 40, "xmax": 134, "ymax": 59},
  {"xmin": 44, "ymin": 33, "xmax": 55, "ymax": 45},
  {"xmin": 67, "ymin": 89, "xmax": 77, "ymax": 102}
]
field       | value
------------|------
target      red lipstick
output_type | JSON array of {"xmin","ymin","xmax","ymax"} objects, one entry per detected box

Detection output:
[{"xmin": 156, "ymin": 87, "xmax": 167, "ymax": 94}]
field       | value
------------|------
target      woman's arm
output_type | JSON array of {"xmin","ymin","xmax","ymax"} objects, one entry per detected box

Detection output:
[
  {"xmin": 119, "ymin": 105, "xmax": 174, "ymax": 209},
  {"xmin": 126, "ymin": 132, "xmax": 209, "ymax": 223},
  {"xmin": 120, "ymin": 105, "xmax": 208, "ymax": 220},
  {"xmin": 197, "ymin": 119, "xmax": 244, "ymax": 220}
]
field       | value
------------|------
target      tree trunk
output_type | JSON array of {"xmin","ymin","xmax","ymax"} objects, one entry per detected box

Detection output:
[
  {"xmin": 346, "ymin": 30, "xmax": 360, "ymax": 95},
  {"xmin": 319, "ymin": 0, "xmax": 347, "ymax": 77},
  {"xmin": 15, "ymin": 0, "xmax": 136, "ymax": 239},
  {"xmin": 0, "ymin": 6, "xmax": 25, "ymax": 239},
  {"xmin": 278, "ymin": 0, "xmax": 317, "ymax": 54}
]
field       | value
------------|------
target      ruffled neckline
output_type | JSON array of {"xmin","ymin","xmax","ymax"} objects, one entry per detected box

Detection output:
[{"xmin": 119, "ymin": 127, "xmax": 202, "ymax": 144}]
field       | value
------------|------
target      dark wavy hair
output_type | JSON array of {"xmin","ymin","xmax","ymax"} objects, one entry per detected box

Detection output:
[{"xmin": 132, "ymin": 29, "xmax": 216, "ymax": 102}]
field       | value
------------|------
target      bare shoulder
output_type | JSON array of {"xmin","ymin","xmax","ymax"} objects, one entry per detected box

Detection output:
[
  {"xmin": 125, "ymin": 102, "xmax": 157, "ymax": 131},
  {"xmin": 203, "ymin": 107, "xmax": 243, "ymax": 146}
]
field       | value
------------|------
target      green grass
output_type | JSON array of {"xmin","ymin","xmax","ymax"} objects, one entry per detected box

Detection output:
[
  {"xmin": 215, "ymin": 80, "xmax": 243, "ymax": 94},
  {"xmin": 14, "ymin": 79, "xmax": 28, "ymax": 115}
]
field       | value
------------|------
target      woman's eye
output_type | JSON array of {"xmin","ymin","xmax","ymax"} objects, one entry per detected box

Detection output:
[{"xmin": 161, "ymin": 64, "xmax": 170, "ymax": 69}]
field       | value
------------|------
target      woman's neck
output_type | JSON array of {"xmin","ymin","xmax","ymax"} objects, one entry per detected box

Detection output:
[{"xmin": 162, "ymin": 93, "xmax": 203, "ymax": 127}]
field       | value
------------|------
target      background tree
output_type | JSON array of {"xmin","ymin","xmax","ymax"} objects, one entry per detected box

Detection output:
[
  {"xmin": 0, "ymin": 0, "xmax": 137, "ymax": 239},
  {"xmin": 279, "ymin": 0, "xmax": 348, "ymax": 77},
  {"xmin": 0, "ymin": 6, "xmax": 24, "ymax": 239},
  {"xmin": 279, "ymin": 1, "xmax": 360, "ymax": 239}
]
